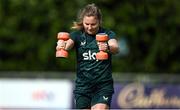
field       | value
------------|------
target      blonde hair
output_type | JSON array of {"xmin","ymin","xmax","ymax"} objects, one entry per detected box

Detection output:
[{"xmin": 71, "ymin": 3, "xmax": 102, "ymax": 30}]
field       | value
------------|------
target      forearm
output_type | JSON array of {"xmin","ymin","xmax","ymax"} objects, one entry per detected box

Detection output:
[
  {"xmin": 109, "ymin": 45, "xmax": 119, "ymax": 54},
  {"xmin": 108, "ymin": 39, "xmax": 119, "ymax": 54}
]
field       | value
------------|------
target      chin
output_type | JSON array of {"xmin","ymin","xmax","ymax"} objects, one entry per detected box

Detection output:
[{"xmin": 87, "ymin": 31, "xmax": 96, "ymax": 35}]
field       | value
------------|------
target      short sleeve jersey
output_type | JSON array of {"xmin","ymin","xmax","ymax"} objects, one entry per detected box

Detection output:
[{"xmin": 70, "ymin": 27, "xmax": 116, "ymax": 92}]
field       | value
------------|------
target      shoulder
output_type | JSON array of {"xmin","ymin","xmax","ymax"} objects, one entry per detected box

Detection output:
[
  {"xmin": 70, "ymin": 30, "xmax": 82, "ymax": 37},
  {"xmin": 70, "ymin": 30, "xmax": 83, "ymax": 41},
  {"xmin": 99, "ymin": 27, "xmax": 116, "ymax": 39}
]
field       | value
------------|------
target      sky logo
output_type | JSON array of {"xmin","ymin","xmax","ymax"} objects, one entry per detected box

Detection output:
[{"xmin": 82, "ymin": 50, "xmax": 97, "ymax": 61}]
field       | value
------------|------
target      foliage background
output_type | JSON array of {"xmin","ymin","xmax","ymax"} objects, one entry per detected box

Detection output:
[{"xmin": 0, "ymin": 0, "xmax": 180, "ymax": 75}]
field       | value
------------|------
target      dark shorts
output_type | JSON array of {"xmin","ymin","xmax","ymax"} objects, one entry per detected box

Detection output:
[{"xmin": 74, "ymin": 80, "xmax": 114, "ymax": 109}]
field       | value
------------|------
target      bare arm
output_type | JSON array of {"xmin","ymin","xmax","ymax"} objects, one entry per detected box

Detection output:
[{"xmin": 108, "ymin": 39, "xmax": 119, "ymax": 54}]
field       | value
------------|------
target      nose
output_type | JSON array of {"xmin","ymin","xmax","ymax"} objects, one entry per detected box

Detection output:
[{"xmin": 88, "ymin": 25, "xmax": 92, "ymax": 30}]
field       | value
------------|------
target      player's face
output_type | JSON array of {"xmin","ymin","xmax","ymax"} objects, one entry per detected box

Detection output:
[{"xmin": 83, "ymin": 16, "xmax": 100, "ymax": 35}]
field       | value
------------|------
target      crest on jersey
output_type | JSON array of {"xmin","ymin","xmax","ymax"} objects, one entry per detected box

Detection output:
[{"xmin": 80, "ymin": 41, "xmax": 86, "ymax": 46}]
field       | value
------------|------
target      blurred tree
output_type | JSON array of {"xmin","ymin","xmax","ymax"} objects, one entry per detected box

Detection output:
[{"xmin": 0, "ymin": 0, "xmax": 179, "ymax": 74}]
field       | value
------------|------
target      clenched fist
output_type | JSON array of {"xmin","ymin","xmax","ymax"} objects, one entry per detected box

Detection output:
[
  {"xmin": 97, "ymin": 42, "xmax": 108, "ymax": 51},
  {"xmin": 56, "ymin": 40, "xmax": 66, "ymax": 50}
]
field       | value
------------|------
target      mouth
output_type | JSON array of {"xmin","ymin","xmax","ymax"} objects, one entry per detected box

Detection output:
[{"xmin": 88, "ymin": 29, "xmax": 95, "ymax": 33}]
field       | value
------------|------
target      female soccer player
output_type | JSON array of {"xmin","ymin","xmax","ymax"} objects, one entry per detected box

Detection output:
[{"xmin": 57, "ymin": 3, "xmax": 119, "ymax": 109}]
